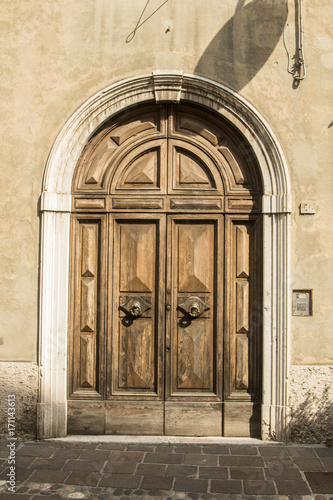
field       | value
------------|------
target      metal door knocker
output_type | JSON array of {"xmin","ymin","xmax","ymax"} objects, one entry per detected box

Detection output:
[
  {"xmin": 130, "ymin": 301, "xmax": 142, "ymax": 317},
  {"xmin": 188, "ymin": 302, "xmax": 201, "ymax": 317},
  {"xmin": 119, "ymin": 296, "xmax": 152, "ymax": 318},
  {"xmin": 178, "ymin": 296, "xmax": 210, "ymax": 318}
]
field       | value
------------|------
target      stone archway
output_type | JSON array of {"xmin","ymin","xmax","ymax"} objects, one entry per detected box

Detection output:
[{"xmin": 38, "ymin": 72, "xmax": 291, "ymax": 440}]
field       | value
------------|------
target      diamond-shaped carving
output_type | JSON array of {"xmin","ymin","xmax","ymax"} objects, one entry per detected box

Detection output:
[
  {"xmin": 179, "ymin": 275, "xmax": 209, "ymax": 293},
  {"xmin": 82, "ymin": 270, "xmax": 94, "ymax": 278},
  {"xmin": 124, "ymin": 152, "xmax": 156, "ymax": 184},
  {"xmin": 178, "ymin": 225, "xmax": 213, "ymax": 293},
  {"xmin": 177, "ymin": 324, "xmax": 211, "ymax": 390},
  {"xmin": 121, "ymin": 150, "xmax": 158, "ymax": 187},
  {"xmin": 111, "ymin": 118, "xmax": 156, "ymax": 146},
  {"xmin": 81, "ymin": 325, "xmax": 93, "ymax": 333},
  {"xmin": 125, "ymin": 277, "xmax": 150, "ymax": 292},
  {"xmin": 179, "ymin": 152, "xmax": 210, "ymax": 184},
  {"xmin": 236, "ymin": 282, "xmax": 249, "ymax": 333},
  {"xmin": 80, "ymin": 334, "xmax": 95, "ymax": 388},
  {"xmin": 119, "ymin": 322, "xmax": 154, "ymax": 389},
  {"xmin": 120, "ymin": 224, "xmax": 155, "ymax": 292},
  {"xmin": 85, "ymin": 138, "xmax": 117, "ymax": 185},
  {"xmin": 236, "ymin": 225, "xmax": 250, "ymax": 278},
  {"xmin": 80, "ymin": 279, "xmax": 96, "ymax": 334}
]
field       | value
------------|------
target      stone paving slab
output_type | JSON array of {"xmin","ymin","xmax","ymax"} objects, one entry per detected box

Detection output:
[{"xmin": 0, "ymin": 439, "xmax": 332, "ymax": 498}]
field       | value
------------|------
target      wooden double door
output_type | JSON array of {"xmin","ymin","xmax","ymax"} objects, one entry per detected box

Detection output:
[
  {"xmin": 110, "ymin": 212, "xmax": 223, "ymax": 435},
  {"xmin": 68, "ymin": 103, "xmax": 262, "ymax": 436}
]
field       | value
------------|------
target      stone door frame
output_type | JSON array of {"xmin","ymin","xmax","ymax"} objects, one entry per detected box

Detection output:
[{"xmin": 38, "ymin": 71, "xmax": 291, "ymax": 440}]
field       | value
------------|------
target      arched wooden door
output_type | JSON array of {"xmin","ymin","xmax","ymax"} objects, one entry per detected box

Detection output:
[{"xmin": 68, "ymin": 104, "xmax": 262, "ymax": 436}]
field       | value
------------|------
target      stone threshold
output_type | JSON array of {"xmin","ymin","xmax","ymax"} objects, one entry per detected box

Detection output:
[{"xmin": 43, "ymin": 435, "xmax": 281, "ymax": 445}]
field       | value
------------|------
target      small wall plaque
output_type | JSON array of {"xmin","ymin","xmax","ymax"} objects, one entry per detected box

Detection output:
[
  {"xmin": 299, "ymin": 202, "xmax": 315, "ymax": 215},
  {"xmin": 292, "ymin": 289, "xmax": 312, "ymax": 316}
]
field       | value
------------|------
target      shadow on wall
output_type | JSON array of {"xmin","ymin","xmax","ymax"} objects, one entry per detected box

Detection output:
[
  {"xmin": 289, "ymin": 387, "xmax": 333, "ymax": 445},
  {"xmin": 195, "ymin": 0, "xmax": 288, "ymax": 92},
  {"xmin": 0, "ymin": 364, "xmax": 38, "ymax": 440}
]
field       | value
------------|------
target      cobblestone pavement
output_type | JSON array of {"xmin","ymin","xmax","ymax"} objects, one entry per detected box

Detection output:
[{"xmin": 0, "ymin": 438, "xmax": 332, "ymax": 499}]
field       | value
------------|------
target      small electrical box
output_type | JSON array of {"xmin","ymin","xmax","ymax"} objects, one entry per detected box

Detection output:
[{"xmin": 292, "ymin": 289, "xmax": 312, "ymax": 316}]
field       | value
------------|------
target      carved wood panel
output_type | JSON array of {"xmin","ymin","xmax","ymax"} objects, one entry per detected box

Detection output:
[
  {"xmin": 224, "ymin": 215, "xmax": 262, "ymax": 402},
  {"xmin": 112, "ymin": 139, "xmax": 167, "ymax": 194},
  {"xmin": 73, "ymin": 108, "xmax": 164, "ymax": 192},
  {"xmin": 166, "ymin": 215, "xmax": 223, "ymax": 402},
  {"xmin": 170, "ymin": 106, "xmax": 261, "ymax": 196},
  {"xmin": 72, "ymin": 103, "xmax": 262, "ymax": 212},
  {"xmin": 108, "ymin": 215, "xmax": 165, "ymax": 400},
  {"xmin": 168, "ymin": 139, "xmax": 222, "ymax": 195},
  {"xmin": 69, "ymin": 215, "xmax": 106, "ymax": 398}
]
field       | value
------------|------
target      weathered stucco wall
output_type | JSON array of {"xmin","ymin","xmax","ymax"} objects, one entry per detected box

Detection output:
[
  {"xmin": 0, "ymin": 363, "xmax": 38, "ymax": 440},
  {"xmin": 0, "ymin": 0, "xmax": 332, "ymax": 440},
  {"xmin": 289, "ymin": 366, "xmax": 333, "ymax": 444}
]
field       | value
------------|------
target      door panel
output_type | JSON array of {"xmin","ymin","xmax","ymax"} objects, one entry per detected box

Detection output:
[
  {"xmin": 223, "ymin": 215, "xmax": 262, "ymax": 437},
  {"xmin": 119, "ymin": 223, "xmax": 156, "ymax": 293},
  {"xmin": 166, "ymin": 215, "xmax": 223, "ymax": 406},
  {"xmin": 69, "ymin": 215, "xmax": 107, "ymax": 399},
  {"xmin": 177, "ymin": 223, "xmax": 214, "ymax": 293},
  {"xmin": 224, "ymin": 216, "xmax": 262, "ymax": 400},
  {"xmin": 118, "ymin": 320, "xmax": 155, "ymax": 389},
  {"xmin": 176, "ymin": 319, "xmax": 213, "ymax": 390},
  {"xmin": 164, "ymin": 215, "xmax": 223, "ymax": 435},
  {"xmin": 109, "ymin": 215, "xmax": 165, "ymax": 401}
]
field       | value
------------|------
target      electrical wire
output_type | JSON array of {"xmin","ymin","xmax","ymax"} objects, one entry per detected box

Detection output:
[
  {"xmin": 296, "ymin": 0, "xmax": 306, "ymax": 80},
  {"xmin": 283, "ymin": 0, "xmax": 306, "ymax": 81},
  {"xmin": 126, "ymin": 0, "xmax": 170, "ymax": 43}
]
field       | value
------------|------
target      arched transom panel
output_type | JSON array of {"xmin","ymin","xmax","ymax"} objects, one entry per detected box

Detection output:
[{"xmin": 72, "ymin": 104, "xmax": 262, "ymax": 213}]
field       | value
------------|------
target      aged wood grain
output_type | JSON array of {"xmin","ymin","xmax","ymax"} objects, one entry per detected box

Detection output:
[
  {"xmin": 105, "ymin": 402, "xmax": 163, "ymax": 435},
  {"xmin": 223, "ymin": 215, "xmax": 262, "ymax": 436},
  {"xmin": 68, "ymin": 216, "xmax": 107, "ymax": 401},
  {"xmin": 164, "ymin": 403, "xmax": 222, "ymax": 436},
  {"xmin": 108, "ymin": 214, "xmax": 165, "ymax": 409},
  {"xmin": 169, "ymin": 198, "xmax": 222, "ymax": 211},
  {"xmin": 68, "ymin": 104, "xmax": 262, "ymax": 436},
  {"xmin": 166, "ymin": 215, "xmax": 223, "ymax": 415},
  {"xmin": 223, "ymin": 402, "xmax": 261, "ymax": 438},
  {"xmin": 74, "ymin": 198, "xmax": 106, "ymax": 209},
  {"xmin": 112, "ymin": 198, "xmax": 163, "ymax": 209},
  {"xmin": 67, "ymin": 401, "xmax": 105, "ymax": 434}
]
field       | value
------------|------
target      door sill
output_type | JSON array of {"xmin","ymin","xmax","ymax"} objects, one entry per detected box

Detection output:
[{"xmin": 42, "ymin": 435, "xmax": 281, "ymax": 445}]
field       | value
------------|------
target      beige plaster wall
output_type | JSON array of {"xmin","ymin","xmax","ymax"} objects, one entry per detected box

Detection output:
[
  {"xmin": 0, "ymin": 363, "xmax": 38, "ymax": 439},
  {"xmin": 289, "ymin": 366, "xmax": 333, "ymax": 443},
  {"xmin": 0, "ymin": 0, "xmax": 332, "ymax": 364}
]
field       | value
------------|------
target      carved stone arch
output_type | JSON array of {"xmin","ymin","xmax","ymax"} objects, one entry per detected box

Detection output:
[{"xmin": 39, "ymin": 72, "xmax": 291, "ymax": 440}]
